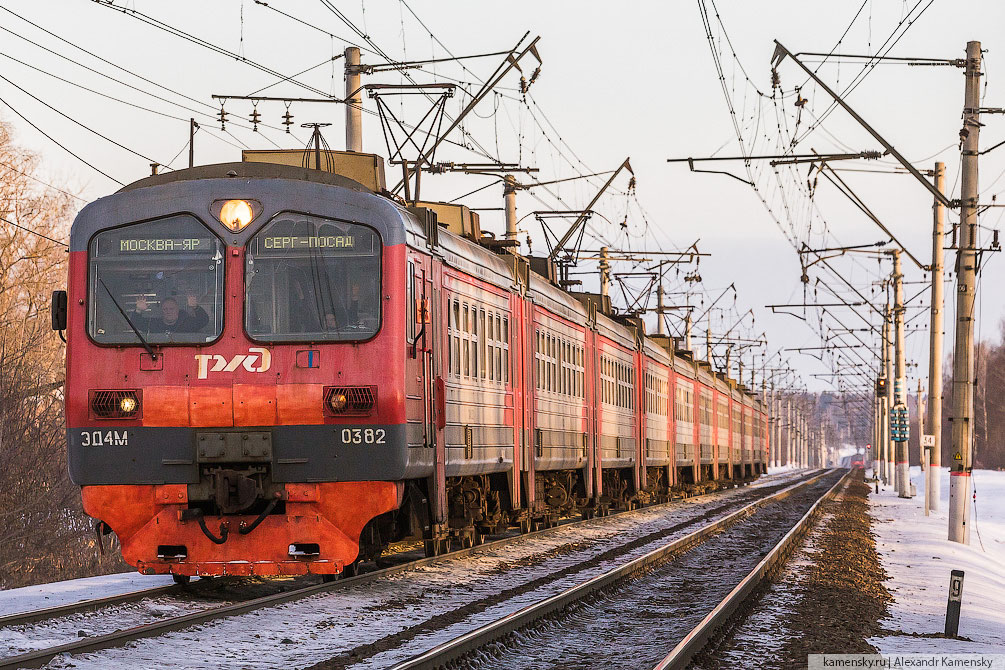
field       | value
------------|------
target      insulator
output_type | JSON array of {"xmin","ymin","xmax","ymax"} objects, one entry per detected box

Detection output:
[
  {"xmin": 250, "ymin": 106, "xmax": 261, "ymax": 132},
  {"xmin": 217, "ymin": 106, "xmax": 228, "ymax": 131},
  {"xmin": 282, "ymin": 108, "xmax": 294, "ymax": 134}
]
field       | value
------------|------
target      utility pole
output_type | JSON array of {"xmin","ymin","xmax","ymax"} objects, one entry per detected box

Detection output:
[
  {"xmin": 949, "ymin": 41, "xmax": 982, "ymax": 544},
  {"xmin": 807, "ymin": 424, "xmax": 812, "ymax": 468},
  {"xmin": 771, "ymin": 384, "xmax": 778, "ymax": 468},
  {"xmin": 927, "ymin": 161, "xmax": 946, "ymax": 513},
  {"xmin": 812, "ymin": 427, "xmax": 817, "ymax": 468},
  {"xmin": 706, "ymin": 311, "xmax": 713, "ymax": 361},
  {"xmin": 893, "ymin": 250, "xmax": 911, "ymax": 498},
  {"xmin": 791, "ymin": 398, "xmax": 798, "ymax": 467},
  {"xmin": 917, "ymin": 377, "xmax": 925, "ymax": 474},
  {"xmin": 345, "ymin": 46, "xmax": 363, "ymax": 152},
  {"xmin": 684, "ymin": 309, "xmax": 692, "ymax": 351},
  {"xmin": 503, "ymin": 174, "xmax": 518, "ymax": 242},
  {"xmin": 189, "ymin": 118, "xmax": 198, "ymax": 168},
  {"xmin": 821, "ymin": 427, "xmax": 827, "ymax": 467},
  {"xmin": 885, "ymin": 302, "xmax": 895, "ymax": 486},
  {"xmin": 880, "ymin": 307, "xmax": 891, "ymax": 486},
  {"xmin": 599, "ymin": 247, "xmax": 611, "ymax": 298},
  {"xmin": 802, "ymin": 411, "xmax": 808, "ymax": 468},
  {"xmin": 873, "ymin": 385, "xmax": 881, "ymax": 479},
  {"xmin": 797, "ymin": 408, "xmax": 803, "ymax": 468},
  {"xmin": 656, "ymin": 283, "xmax": 666, "ymax": 336},
  {"xmin": 785, "ymin": 398, "xmax": 792, "ymax": 467},
  {"xmin": 792, "ymin": 404, "xmax": 798, "ymax": 468},
  {"xmin": 760, "ymin": 372, "xmax": 768, "ymax": 470},
  {"xmin": 793, "ymin": 400, "xmax": 799, "ymax": 468}
]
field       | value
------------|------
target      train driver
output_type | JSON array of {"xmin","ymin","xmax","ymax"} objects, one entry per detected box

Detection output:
[
  {"xmin": 322, "ymin": 278, "xmax": 377, "ymax": 332},
  {"xmin": 132, "ymin": 293, "xmax": 209, "ymax": 334}
]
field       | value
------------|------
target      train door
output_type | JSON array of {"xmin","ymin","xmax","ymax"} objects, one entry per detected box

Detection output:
[
  {"xmin": 668, "ymin": 370, "xmax": 677, "ymax": 487},
  {"xmin": 588, "ymin": 326, "xmax": 602, "ymax": 500},
  {"xmin": 633, "ymin": 344, "xmax": 644, "ymax": 494},
  {"xmin": 426, "ymin": 264, "xmax": 447, "ymax": 529},
  {"xmin": 692, "ymin": 379, "xmax": 701, "ymax": 483},
  {"xmin": 409, "ymin": 258, "xmax": 447, "ymax": 539},
  {"xmin": 580, "ymin": 327, "xmax": 594, "ymax": 502},
  {"xmin": 522, "ymin": 301, "xmax": 538, "ymax": 516},
  {"xmin": 508, "ymin": 294, "xmax": 523, "ymax": 512},
  {"xmin": 407, "ymin": 261, "xmax": 432, "ymax": 449}
]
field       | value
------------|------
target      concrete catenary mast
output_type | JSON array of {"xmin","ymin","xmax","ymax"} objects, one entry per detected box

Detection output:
[{"xmin": 949, "ymin": 42, "xmax": 982, "ymax": 544}]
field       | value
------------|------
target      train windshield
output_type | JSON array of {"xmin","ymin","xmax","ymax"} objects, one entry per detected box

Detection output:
[
  {"xmin": 87, "ymin": 216, "xmax": 225, "ymax": 345},
  {"xmin": 245, "ymin": 213, "xmax": 381, "ymax": 342}
]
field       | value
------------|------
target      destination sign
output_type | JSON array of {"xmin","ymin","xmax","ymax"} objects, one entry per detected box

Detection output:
[
  {"xmin": 263, "ymin": 235, "xmax": 358, "ymax": 250},
  {"xmin": 119, "ymin": 238, "xmax": 213, "ymax": 253}
]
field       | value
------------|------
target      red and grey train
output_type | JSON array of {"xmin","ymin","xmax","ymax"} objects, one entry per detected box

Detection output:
[{"xmin": 55, "ymin": 157, "xmax": 770, "ymax": 580}]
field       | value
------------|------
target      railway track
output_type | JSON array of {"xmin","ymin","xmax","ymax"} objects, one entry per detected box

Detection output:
[
  {"xmin": 653, "ymin": 468, "xmax": 855, "ymax": 670},
  {"xmin": 0, "ymin": 469, "xmax": 814, "ymax": 670},
  {"xmin": 380, "ymin": 468, "xmax": 849, "ymax": 670}
]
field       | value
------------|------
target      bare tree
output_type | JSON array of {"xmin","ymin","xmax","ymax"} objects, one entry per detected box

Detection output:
[
  {"xmin": 940, "ymin": 326, "xmax": 1005, "ymax": 472},
  {"xmin": 0, "ymin": 120, "xmax": 126, "ymax": 588}
]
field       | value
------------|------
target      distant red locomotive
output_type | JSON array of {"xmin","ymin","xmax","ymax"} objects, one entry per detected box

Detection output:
[{"xmin": 55, "ymin": 155, "xmax": 769, "ymax": 581}]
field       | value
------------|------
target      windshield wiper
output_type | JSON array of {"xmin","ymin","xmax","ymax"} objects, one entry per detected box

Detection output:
[{"xmin": 98, "ymin": 278, "xmax": 157, "ymax": 359}]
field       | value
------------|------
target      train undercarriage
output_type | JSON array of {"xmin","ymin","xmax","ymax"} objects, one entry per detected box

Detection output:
[{"xmin": 374, "ymin": 456, "xmax": 758, "ymax": 563}]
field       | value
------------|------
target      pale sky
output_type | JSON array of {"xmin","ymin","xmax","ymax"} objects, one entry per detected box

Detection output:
[{"xmin": 2, "ymin": 0, "xmax": 1003, "ymax": 401}]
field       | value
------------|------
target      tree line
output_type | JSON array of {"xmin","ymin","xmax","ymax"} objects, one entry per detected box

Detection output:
[{"xmin": 0, "ymin": 121, "xmax": 126, "ymax": 588}]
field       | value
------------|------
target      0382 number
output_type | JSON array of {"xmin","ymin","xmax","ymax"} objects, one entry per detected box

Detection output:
[{"xmin": 340, "ymin": 428, "xmax": 386, "ymax": 445}]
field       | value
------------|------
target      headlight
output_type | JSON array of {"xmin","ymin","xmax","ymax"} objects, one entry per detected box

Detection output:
[
  {"xmin": 213, "ymin": 199, "xmax": 260, "ymax": 232},
  {"xmin": 328, "ymin": 392, "xmax": 348, "ymax": 413},
  {"xmin": 89, "ymin": 390, "xmax": 141, "ymax": 420},
  {"xmin": 324, "ymin": 386, "xmax": 376, "ymax": 416}
]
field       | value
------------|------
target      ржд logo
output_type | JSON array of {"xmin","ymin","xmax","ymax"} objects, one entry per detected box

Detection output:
[{"xmin": 194, "ymin": 348, "xmax": 271, "ymax": 379}]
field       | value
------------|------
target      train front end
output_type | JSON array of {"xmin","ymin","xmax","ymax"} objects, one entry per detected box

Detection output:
[{"xmin": 62, "ymin": 165, "xmax": 409, "ymax": 578}]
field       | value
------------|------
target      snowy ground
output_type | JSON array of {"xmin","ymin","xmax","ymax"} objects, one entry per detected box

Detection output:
[
  {"xmin": 0, "ymin": 573, "xmax": 174, "ymax": 618},
  {"xmin": 868, "ymin": 466, "xmax": 1005, "ymax": 653}
]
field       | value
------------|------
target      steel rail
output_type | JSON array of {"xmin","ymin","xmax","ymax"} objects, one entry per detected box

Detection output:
[
  {"xmin": 387, "ymin": 469, "xmax": 839, "ymax": 670},
  {"xmin": 0, "ymin": 470, "xmax": 811, "ymax": 670},
  {"xmin": 652, "ymin": 468, "xmax": 855, "ymax": 670}
]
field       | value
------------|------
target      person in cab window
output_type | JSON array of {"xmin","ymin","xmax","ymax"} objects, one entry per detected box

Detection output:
[
  {"xmin": 133, "ymin": 293, "xmax": 209, "ymax": 333},
  {"xmin": 347, "ymin": 281, "xmax": 361, "ymax": 324},
  {"xmin": 350, "ymin": 277, "xmax": 379, "ymax": 325},
  {"xmin": 322, "ymin": 281, "xmax": 364, "ymax": 332}
]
